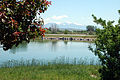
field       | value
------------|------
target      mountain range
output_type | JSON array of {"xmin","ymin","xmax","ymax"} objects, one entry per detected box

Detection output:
[{"xmin": 44, "ymin": 23, "xmax": 87, "ymax": 31}]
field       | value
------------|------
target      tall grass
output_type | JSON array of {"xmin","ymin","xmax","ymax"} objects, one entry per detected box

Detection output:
[
  {"xmin": 1, "ymin": 57, "xmax": 101, "ymax": 68},
  {"xmin": 0, "ymin": 57, "xmax": 101, "ymax": 80}
]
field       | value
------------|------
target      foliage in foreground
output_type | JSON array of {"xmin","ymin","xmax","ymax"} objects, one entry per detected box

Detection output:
[
  {"xmin": 0, "ymin": 0, "xmax": 51, "ymax": 50},
  {"xmin": 89, "ymin": 10, "xmax": 120, "ymax": 80}
]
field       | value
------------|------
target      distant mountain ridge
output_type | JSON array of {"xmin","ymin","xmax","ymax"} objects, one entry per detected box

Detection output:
[{"xmin": 44, "ymin": 23, "xmax": 86, "ymax": 30}]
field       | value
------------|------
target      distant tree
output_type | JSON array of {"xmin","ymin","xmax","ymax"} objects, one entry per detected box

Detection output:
[
  {"xmin": 50, "ymin": 24, "xmax": 58, "ymax": 34},
  {"xmin": 0, "ymin": 0, "xmax": 51, "ymax": 50},
  {"xmin": 64, "ymin": 29, "xmax": 68, "ymax": 34},
  {"xmin": 89, "ymin": 10, "xmax": 120, "ymax": 80},
  {"xmin": 86, "ymin": 25, "xmax": 96, "ymax": 35},
  {"xmin": 48, "ymin": 27, "xmax": 51, "ymax": 31},
  {"xmin": 86, "ymin": 25, "xmax": 96, "ymax": 31}
]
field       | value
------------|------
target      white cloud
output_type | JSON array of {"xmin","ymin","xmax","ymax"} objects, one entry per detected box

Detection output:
[
  {"xmin": 55, "ymin": 22, "xmax": 62, "ymax": 24},
  {"xmin": 44, "ymin": 15, "xmax": 83, "ymax": 26},
  {"xmin": 44, "ymin": 15, "xmax": 69, "ymax": 24},
  {"xmin": 65, "ymin": 21, "xmax": 82, "ymax": 26},
  {"xmin": 74, "ymin": 22, "xmax": 82, "ymax": 26},
  {"xmin": 45, "ymin": 18, "xmax": 50, "ymax": 21},
  {"xmin": 51, "ymin": 15, "xmax": 68, "ymax": 20},
  {"xmin": 44, "ymin": 18, "xmax": 51, "ymax": 24},
  {"xmin": 65, "ymin": 21, "xmax": 73, "ymax": 24}
]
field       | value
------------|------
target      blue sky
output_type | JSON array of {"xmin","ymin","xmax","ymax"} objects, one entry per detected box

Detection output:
[{"xmin": 41, "ymin": 0, "xmax": 120, "ymax": 26}]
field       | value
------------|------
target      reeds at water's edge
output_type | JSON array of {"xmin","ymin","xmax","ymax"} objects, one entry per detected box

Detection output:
[
  {"xmin": 0, "ymin": 57, "xmax": 101, "ymax": 80},
  {"xmin": 1, "ymin": 57, "xmax": 101, "ymax": 68}
]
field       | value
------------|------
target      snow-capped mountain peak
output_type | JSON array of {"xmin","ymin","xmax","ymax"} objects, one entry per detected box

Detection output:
[{"xmin": 45, "ymin": 22, "xmax": 86, "ymax": 30}]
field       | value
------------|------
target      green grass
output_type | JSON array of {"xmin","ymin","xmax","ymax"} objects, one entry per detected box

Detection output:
[
  {"xmin": 0, "ymin": 58, "xmax": 101, "ymax": 80},
  {"xmin": 0, "ymin": 64, "xmax": 101, "ymax": 80}
]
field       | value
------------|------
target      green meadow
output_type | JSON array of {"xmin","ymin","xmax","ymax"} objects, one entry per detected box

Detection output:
[{"xmin": 0, "ymin": 58, "xmax": 101, "ymax": 80}]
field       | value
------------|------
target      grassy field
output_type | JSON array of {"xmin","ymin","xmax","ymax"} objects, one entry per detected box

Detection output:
[
  {"xmin": 0, "ymin": 64, "xmax": 101, "ymax": 80},
  {"xmin": 0, "ymin": 58, "xmax": 101, "ymax": 80}
]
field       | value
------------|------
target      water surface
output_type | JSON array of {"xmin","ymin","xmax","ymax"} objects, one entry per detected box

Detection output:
[{"xmin": 0, "ymin": 41, "xmax": 97, "ymax": 65}]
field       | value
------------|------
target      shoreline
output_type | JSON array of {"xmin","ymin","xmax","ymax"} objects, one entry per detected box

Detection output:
[
  {"xmin": 43, "ymin": 37, "xmax": 95, "ymax": 42},
  {"xmin": 43, "ymin": 34, "xmax": 96, "ymax": 42}
]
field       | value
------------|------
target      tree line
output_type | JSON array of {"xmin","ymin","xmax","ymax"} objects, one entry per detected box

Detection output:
[{"xmin": 46, "ymin": 23, "xmax": 96, "ymax": 35}]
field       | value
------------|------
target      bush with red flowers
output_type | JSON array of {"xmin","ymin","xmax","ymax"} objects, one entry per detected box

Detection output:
[{"xmin": 0, "ymin": 0, "xmax": 51, "ymax": 50}]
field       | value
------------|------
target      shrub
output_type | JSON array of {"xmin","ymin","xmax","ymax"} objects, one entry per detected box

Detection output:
[
  {"xmin": 0, "ymin": 0, "xmax": 51, "ymax": 50},
  {"xmin": 89, "ymin": 10, "xmax": 120, "ymax": 80}
]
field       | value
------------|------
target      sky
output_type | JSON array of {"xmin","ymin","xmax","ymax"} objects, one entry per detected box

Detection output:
[{"xmin": 41, "ymin": 0, "xmax": 120, "ymax": 26}]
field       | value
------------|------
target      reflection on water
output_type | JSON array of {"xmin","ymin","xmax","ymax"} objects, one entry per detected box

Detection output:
[
  {"xmin": 64, "ymin": 41, "xmax": 68, "ymax": 45},
  {"xmin": 0, "ymin": 40, "xmax": 97, "ymax": 65},
  {"xmin": 51, "ymin": 41, "xmax": 58, "ymax": 51},
  {"xmin": 10, "ymin": 42, "xmax": 28, "ymax": 54},
  {"xmin": 9, "ymin": 40, "xmax": 68, "ymax": 53}
]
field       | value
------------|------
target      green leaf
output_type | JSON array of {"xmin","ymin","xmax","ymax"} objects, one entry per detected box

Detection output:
[
  {"xmin": 118, "ymin": 18, "xmax": 120, "ymax": 24},
  {"xmin": 92, "ymin": 14, "xmax": 97, "ymax": 20},
  {"xmin": 118, "ymin": 10, "xmax": 120, "ymax": 15}
]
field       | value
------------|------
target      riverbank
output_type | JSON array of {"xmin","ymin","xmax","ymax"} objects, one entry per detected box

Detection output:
[
  {"xmin": 43, "ymin": 34, "xmax": 96, "ymax": 42},
  {"xmin": 0, "ymin": 64, "xmax": 100, "ymax": 80}
]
